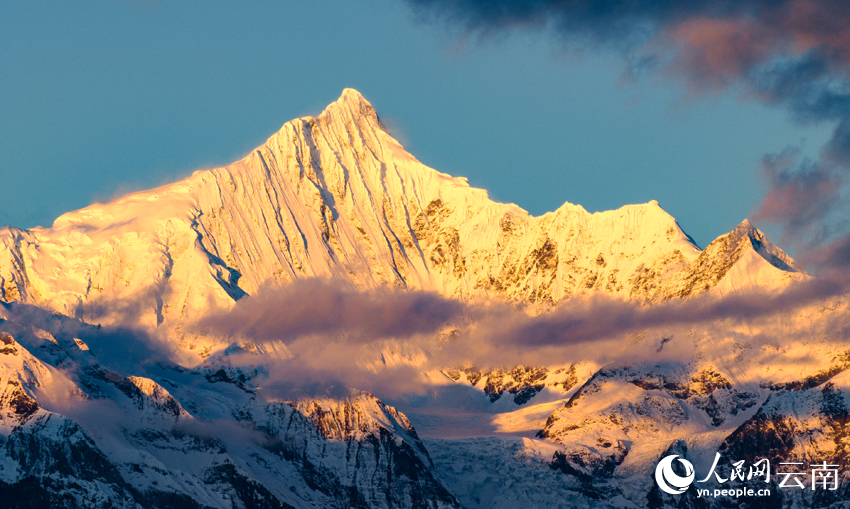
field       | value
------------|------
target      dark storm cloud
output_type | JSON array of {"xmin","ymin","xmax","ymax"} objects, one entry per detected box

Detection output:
[
  {"xmin": 403, "ymin": 0, "xmax": 850, "ymax": 71},
  {"xmin": 752, "ymin": 148, "xmax": 841, "ymax": 244},
  {"xmin": 403, "ymin": 0, "xmax": 850, "ymax": 262}
]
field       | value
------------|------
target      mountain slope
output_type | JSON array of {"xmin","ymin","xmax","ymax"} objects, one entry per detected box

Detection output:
[{"xmin": 0, "ymin": 315, "xmax": 459, "ymax": 509}]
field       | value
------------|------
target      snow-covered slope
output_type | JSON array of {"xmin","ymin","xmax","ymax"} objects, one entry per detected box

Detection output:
[{"xmin": 418, "ymin": 306, "xmax": 850, "ymax": 508}]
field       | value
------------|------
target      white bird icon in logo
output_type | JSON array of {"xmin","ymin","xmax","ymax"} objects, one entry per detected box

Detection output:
[{"xmin": 655, "ymin": 454, "xmax": 695, "ymax": 495}]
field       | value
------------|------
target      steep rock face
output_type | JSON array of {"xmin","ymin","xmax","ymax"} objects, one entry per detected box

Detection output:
[
  {"xmin": 0, "ymin": 90, "xmax": 800, "ymax": 357},
  {"xmin": 717, "ymin": 370, "xmax": 850, "ymax": 507},
  {"xmin": 0, "ymin": 330, "xmax": 141, "ymax": 508},
  {"xmin": 527, "ymin": 361, "xmax": 768, "ymax": 502},
  {"xmin": 0, "ymin": 331, "xmax": 67, "ymax": 434},
  {"xmin": 255, "ymin": 391, "xmax": 458, "ymax": 509},
  {"xmin": 0, "ymin": 412, "xmax": 139, "ymax": 509},
  {"xmin": 444, "ymin": 364, "xmax": 582, "ymax": 405},
  {"xmin": 539, "ymin": 363, "xmax": 764, "ymax": 446},
  {"xmin": 497, "ymin": 334, "xmax": 850, "ymax": 508},
  {"xmin": 0, "ymin": 319, "xmax": 458, "ymax": 508}
]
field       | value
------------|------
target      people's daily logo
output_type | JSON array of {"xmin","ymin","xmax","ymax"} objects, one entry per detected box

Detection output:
[
  {"xmin": 655, "ymin": 455, "xmax": 695, "ymax": 495},
  {"xmin": 654, "ymin": 453, "xmax": 841, "ymax": 499}
]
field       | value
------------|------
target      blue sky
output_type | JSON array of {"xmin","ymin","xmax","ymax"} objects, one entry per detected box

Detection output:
[{"xmin": 0, "ymin": 0, "xmax": 836, "ymax": 248}]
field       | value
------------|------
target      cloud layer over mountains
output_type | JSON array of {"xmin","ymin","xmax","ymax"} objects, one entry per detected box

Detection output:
[{"xmin": 176, "ymin": 272, "xmax": 850, "ymax": 399}]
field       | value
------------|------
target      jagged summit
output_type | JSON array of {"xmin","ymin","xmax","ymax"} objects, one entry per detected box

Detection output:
[
  {"xmin": 727, "ymin": 218, "xmax": 760, "ymax": 242},
  {"xmin": 315, "ymin": 88, "xmax": 383, "ymax": 130},
  {"xmin": 339, "ymin": 87, "xmax": 367, "ymax": 102},
  {"xmin": 721, "ymin": 219, "xmax": 803, "ymax": 273},
  {"xmin": 0, "ymin": 317, "xmax": 459, "ymax": 508},
  {"xmin": 667, "ymin": 218, "xmax": 805, "ymax": 298},
  {"xmin": 333, "ymin": 87, "xmax": 374, "ymax": 111},
  {"xmin": 737, "ymin": 217, "xmax": 754, "ymax": 229}
]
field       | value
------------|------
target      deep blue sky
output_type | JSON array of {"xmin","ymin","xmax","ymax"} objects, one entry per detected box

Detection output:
[{"xmin": 0, "ymin": 0, "xmax": 834, "ymax": 247}]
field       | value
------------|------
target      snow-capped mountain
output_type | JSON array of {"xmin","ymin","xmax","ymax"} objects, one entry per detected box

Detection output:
[
  {"xmin": 0, "ymin": 89, "xmax": 839, "ymax": 508},
  {"xmin": 0, "ymin": 89, "xmax": 802, "ymax": 355}
]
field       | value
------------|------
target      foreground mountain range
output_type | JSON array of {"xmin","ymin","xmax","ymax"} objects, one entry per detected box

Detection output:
[{"xmin": 0, "ymin": 90, "xmax": 846, "ymax": 508}]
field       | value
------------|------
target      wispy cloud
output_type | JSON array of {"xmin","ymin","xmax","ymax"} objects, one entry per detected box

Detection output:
[
  {"xmin": 195, "ymin": 278, "xmax": 466, "ymax": 344},
  {"xmin": 187, "ymin": 274, "xmax": 850, "ymax": 400},
  {"xmin": 752, "ymin": 147, "xmax": 842, "ymax": 246}
]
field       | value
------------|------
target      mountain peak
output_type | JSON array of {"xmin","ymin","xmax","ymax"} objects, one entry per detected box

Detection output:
[
  {"xmin": 715, "ymin": 219, "xmax": 803, "ymax": 274},
  {"xmin": 670, "ymin": 219, "xmax": 804, "ymax": 298},
  {"xmin": 338, "ymin": 88, "xmax": 367, "ymax": 104},
  {"xmin": 319, "ymin": 88, "xmax": 381, "ymax": 128},
  {"xmin": 728, "ymin": 219, "xmax": 771, "ymax": 251},
  {"xmin": 734, "ymin": 218, "xmax": 755, "ymax": 233}
]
